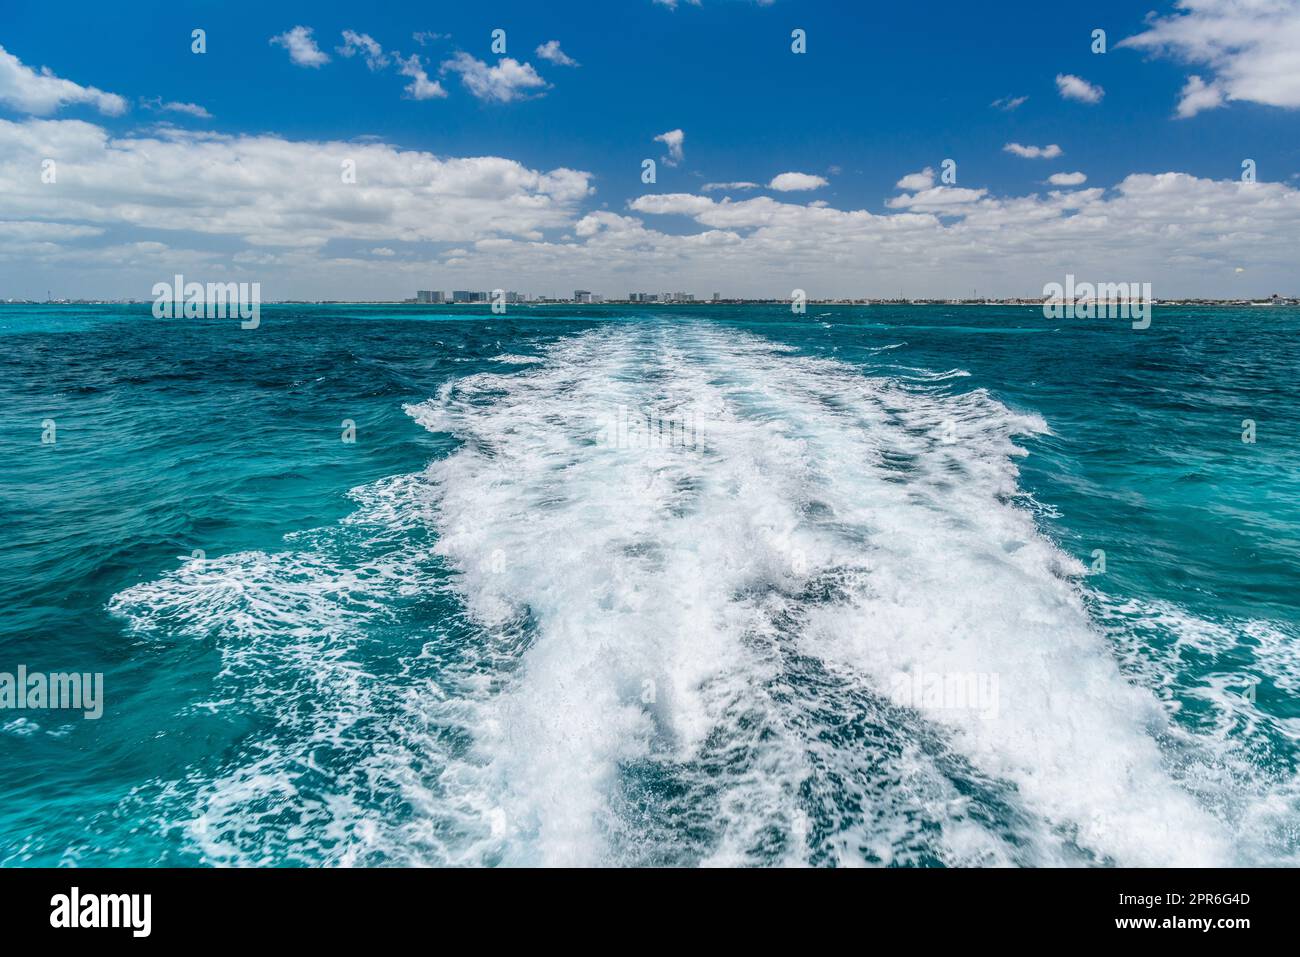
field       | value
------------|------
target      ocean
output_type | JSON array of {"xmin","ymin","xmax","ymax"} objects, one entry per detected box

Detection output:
[{"xmin": 1, "ymin": 303, "xmax": 1297, "ymax": 866}]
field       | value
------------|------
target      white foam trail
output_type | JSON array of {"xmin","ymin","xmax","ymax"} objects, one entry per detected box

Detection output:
[
  {"xmin": 108, "ymin": 475, "xmax": 500, "ymax": 867},
  {"xmin": 107, "ymin": 318, "xmax": 1288, "ymax": 867},
  {"xmin": 1092, "ymin": 595, "xmax": 1300, "ymax": 865},
  {"xmin": 408, "ymin": 321, "xmax": 1238, "ymax": 866}
]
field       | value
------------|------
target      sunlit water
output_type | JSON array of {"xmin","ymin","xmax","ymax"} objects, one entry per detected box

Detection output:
[{"xmin": 1, "ymin": 303, "xmax": 1296, "ymax": 866}]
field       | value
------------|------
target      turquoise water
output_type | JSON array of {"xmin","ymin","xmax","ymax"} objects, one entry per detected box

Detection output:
[{"xmin": 1, "ymin": 303, "xmax": 1297, "ymax": 866}]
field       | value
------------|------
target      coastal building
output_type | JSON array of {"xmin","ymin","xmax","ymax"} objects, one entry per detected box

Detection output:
[
  {"xmin": 416, "ymin": 290, "xmax": 446, "ymax": 303},
  {"xmin": 574, "ymin": 290, "xmax": 593, "ymax": 303}
]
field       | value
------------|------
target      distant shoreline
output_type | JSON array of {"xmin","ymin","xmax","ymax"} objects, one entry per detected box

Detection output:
[{"xmin": 9, "ymin": 298, "xmax": 1299, "ymax": 308}]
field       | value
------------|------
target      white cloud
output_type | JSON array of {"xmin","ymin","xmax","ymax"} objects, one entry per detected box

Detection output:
[
  {"xmin": 0, "ymin": 45, "xmax": 127, "ymax": 116},
  {"xmin": 1120, "ymin": 0, "xmax": 1300, "ymax": 113},
  {"xmin": 1047, "ymin": 171, "xmax": 1088, "ymax": 186},
  {"xmin": 653, "ymin": 0, "xmax": 773, "ymax": 7},
  {"xmin": 370, "ymin": 247, "xmax": 396, "ymax": 256},
  {"xmin": 535, "ymin": 41, "xmax": 579, "ymax": 67},
  {"xmin": 0, "ymin": 220, "xmax": 104, "ymax": 240},
  {"xmin": 653, "ymin": 0, "xmax": 774, "ymax": 9},
  {"xmin": 0, "ymin": 118, "xmax": 592, "ymax": 249},
  {"xmin": 162, "ymin": 102, "xmax": 210, "ymax": 119},
  {"xmin": 1056, "ymin": 73, "xmax": 1104, "ymax": 103},
  {"xmin": 4, "ymin": 116, "xmax": 1298, "ymax": 300},
  {"xmin": 895, "ymin": 168, "xmax": 935, "ymax": 191},
  {"xmin": 337, "ymin": 31, "xmax": 390, "ymax": 71},
  {"xmin": 270, "ymin": 27, "xmax": 331, "ymax": 69},
  {"xmin": 655, "ymin": 128, "xmax": 685, "ymax": 166},
  {"xmin": 141, "ymin": 97, "xmax": 212, "ymax": 119},
  {"xmin": 397, "ymin": 54, "xmax": 448, "ymax": 100},
  {"xmin": 613, "ymin": 174, "xmax": 1298, "ymax": 295},
  {"xmin": 630, "ymin": 193, "xmax": 718, "ymax": 217},
  {"xmin": 412, "ymin": 31, "xmax": 450, "ymax": 47},
  {"xmin": 1175, "ymin": 74, "xmax": 1227, "ymax": 118},
  {"xmin": 1004, "ymin": 142, "xmax": 1064, "ymax": 159},
  {"xmin": 886, "ymin": 186, "xmax": 988, "ymax": 210},
  {"xmin": 702, "ymin": 181, "xmax": 761, "ymax": 191},
  {"xmin": 991, "ymin": 95, "xmax": 1029, "ymax": 111},
  {"xmin": 769, "ymin": 172, "xmax": 829, "ymax": 191},
  {"xmin": 441, "ymin": 53, "xmax": 548, "ymax": 103}
]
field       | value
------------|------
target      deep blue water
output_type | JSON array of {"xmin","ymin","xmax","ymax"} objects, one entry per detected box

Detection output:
[{"xmin": 1, "ymin": 303, "xmax": 1297, "ymax": 866}]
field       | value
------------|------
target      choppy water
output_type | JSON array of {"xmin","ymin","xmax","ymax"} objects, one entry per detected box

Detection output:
[{"xmin": 1, "ymin": 303, "xmax": 1297, "ymax": 866}]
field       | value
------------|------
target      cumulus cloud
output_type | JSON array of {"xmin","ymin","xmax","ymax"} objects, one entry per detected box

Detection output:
[
  {"xmin": 654, "ymin": 128, "xmax": 685, "ymax": 166},
  {"xmin": 535, "ymin": 41, "xmax": 579, "ymax": 67},
  {"xmin": 337, "ymin": 31, "xmax": 390, "ymax": 71},
  {"xmin": 886, "ymin": 186, "xmax": 989, "ymax": 210},
  {"xmin": 1120, "ymin": 0, "xmax": 1300, "ymax": 114},
  {"xmin": 272, "ymin": 171, "xmax": 1300, "ymax": 299},
  {"xmin": 0, "ymin": 118, "xmax": 591, "ymax": 248},
  {"xmin": 0, "ymin": 45, "xmax": 127, "ymax": 116},
  {"xmin": 1047, "ymin": 171, "xmax": 1088, "ymax": 186},
  {"xmin": 1056, "ymin": 73, "xmax": 1104, "ymax": 103},
  {"xmin": 1004, "ymin": 142, "xmax": 1063, "ymax": 159},
  {"xmin": 441, "ymin": 52, "xmax": 548, "ymax": 103},
  {"xmin": 702, "ymin": 181, "xmax": 761, "ymax": 192},
  {"xmin": 1174, "ymin": 74, "xmax": 1227, "ymax": 118},
  {"xmin": 4, "ymin": 116, "xmax": 1298, "ymax": 300},
  {"xmin": 627, "ymin": 193, "xmax": 717, "ymax": 217},
  {"xmin": 895, "ymin": 168, "xmax": 935, "ymax": 191},
  {"xmin": 769, "ymin": 172, "xmax": 829, "ymax": 191},
  {"xmin": 614, "ymin": 173, "xmax": 1299, "ymax": 295},
  {"xmin": 397, "ymin": 54, "xmax": 448, "ymax": 100},
  {"xmin": 271, "ymin": 27, "xmax": 331, "ymax": 68}
]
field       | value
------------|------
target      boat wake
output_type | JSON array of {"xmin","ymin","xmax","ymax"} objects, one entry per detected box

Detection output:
[{"xmin": 108, "ymin": 320, "xmax": 1297, "ymax": 866}]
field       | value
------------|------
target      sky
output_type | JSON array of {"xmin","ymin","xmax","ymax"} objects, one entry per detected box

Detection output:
[{"xmin": 0, "ymin": 0, "xmax": 1298, "ymax": 299}]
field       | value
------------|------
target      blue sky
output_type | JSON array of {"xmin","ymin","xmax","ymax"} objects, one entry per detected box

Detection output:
[{"xmin": 1, "ymin": 0, "xmax": 1298, "ymax": 298}]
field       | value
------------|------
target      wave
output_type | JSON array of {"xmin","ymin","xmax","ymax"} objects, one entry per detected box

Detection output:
[
  {"xmin": 404, "ymin": 322, "xmax": 1239, "ymax": 865},
  {"xmin": 106, "ymin": 320, "xmax": 1292, "ymax": 866}
]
